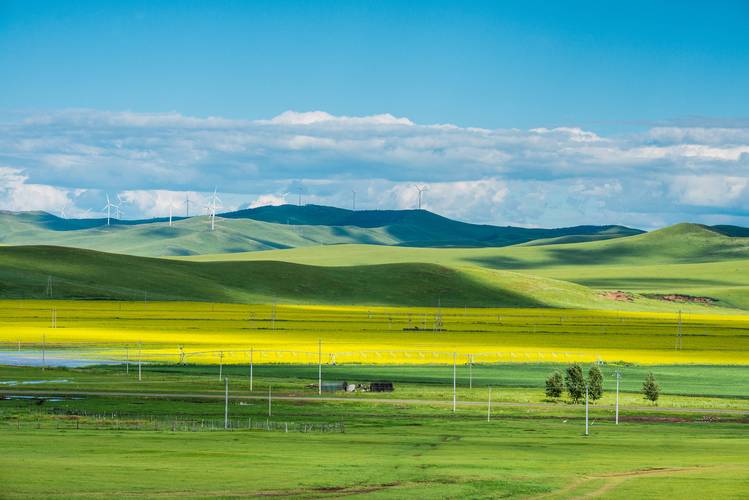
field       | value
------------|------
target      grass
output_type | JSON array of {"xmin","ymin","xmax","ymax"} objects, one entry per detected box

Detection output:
[
  {"xmin": 0, "ymin": 246, "xmax": 555, "ymax": 307},
  {"xmin": 3, "ymin": 244, "xmax": 749, "ymax": 312},
  {"xmin": 1, "ymin": 364, "xmax": 748, "ymax": 498},
  {"xmin": 0, "ymin": 206, "xmax": 641, "ymax": 257},
  {"xmin": 182, "ymin": 224, "xmax": 749, "ymax": 310},
  {"xmin": 2, "ymin": 300, "xmax": 748, "ymax": 365},
  {"xmin": 2, "ymin": 418, "xmax": 745, "ymax": 498}
]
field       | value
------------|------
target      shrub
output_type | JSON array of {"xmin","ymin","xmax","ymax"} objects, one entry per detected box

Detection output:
[
  {"xmin": 642, "ymin": 372, "xmax": 660, "ymax": 404},
  {"xmin": 545, "ymin": 371, "xmax": 564, "ymax": 398},
  {"xmin": 565, "ymin": 364, "xmax": 585, "ymax": 403},
  {"xmin": 588, "ymin": 365, "xmax": 604, "ymax": 402}
]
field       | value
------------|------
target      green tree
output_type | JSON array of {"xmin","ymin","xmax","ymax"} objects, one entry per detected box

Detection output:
[
  {"xmin": 642, "ymin": 372, "xmax": 660, "ymax": 404},
  {"xmin": 545, "ymin": 371, "xmax": 564, "ymax": 399},
  {"xmin": 564, "ymin": 364, "xmax": 585, "ymax": 403},
  {"xmin": 588, "ymin": 365, "xmax": 604, "ymax": 402}
]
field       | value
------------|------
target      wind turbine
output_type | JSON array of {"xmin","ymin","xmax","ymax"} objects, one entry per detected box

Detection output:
[
  {"xmin": 184, "ymin": 193, "xmax": 191, "ymax": 217},
  {"xmin": 208, "ymin": 188, "xmax": 222, "ymax": 231},
  {"xmin": 168, "ymin": 199, "xmax": 175, "ymax": 227},
  {"xmin": 352, "ymin": 190, "xmax": 356, "ymax": 211},
  {"xmin": 414, "ymin": 185, "xmax": 428, "ymax": 210},
  {"xmin": 59, "ymin": 203, "xmax": 68, "ymax": 219},
  {"xmin": 114, "ymin": 194, "xmax": 126, "ymax": 220},
  {"xmin": 102, "ymin": 194, "xmax": 115, "ymax": 226}
]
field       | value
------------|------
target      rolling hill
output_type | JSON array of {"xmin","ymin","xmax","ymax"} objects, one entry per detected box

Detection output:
[
  {"xmin": 182, "ymin": 223, "xmax": 749, "ymax": 311},
  {"xmin": 0, "ymin": 205, "xmax": 642, "ymax": 257},
  {"xmin": 0, "ymin": 245, "xmax": 733, "ymax": 312}
]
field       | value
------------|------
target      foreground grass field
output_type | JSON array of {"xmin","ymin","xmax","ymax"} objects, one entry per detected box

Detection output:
[
  {"xmin": 2, "ymin": 300, "xmax": 749, "ymax": 365},
  {"xmin": 2, "ymin": 418, "xmax": 747, "ymax": 498},
  {"xmin": 1, "ymin": 364, "xmax": 748, "ymax": 498}
]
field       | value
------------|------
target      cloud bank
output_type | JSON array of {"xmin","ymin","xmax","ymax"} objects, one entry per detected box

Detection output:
[{"xmin": 1, "ymin": 109, "xmax": 748, "ymax": 228}]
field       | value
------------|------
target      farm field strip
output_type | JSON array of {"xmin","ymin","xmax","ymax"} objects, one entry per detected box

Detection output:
[{"xmin": 1, "ymin": 300, "xmax": 748, "ymax": 365}]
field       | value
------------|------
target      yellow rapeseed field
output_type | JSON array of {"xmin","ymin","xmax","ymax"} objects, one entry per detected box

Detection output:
[{"xmin": 1, "ymin": 300, "xmax": 747, "ymax": 365}]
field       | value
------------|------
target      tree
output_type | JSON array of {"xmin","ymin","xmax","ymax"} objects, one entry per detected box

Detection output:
[
  {"xmin": 588, "ymin": 365, "xmax": 604, "ymax": 402},
  {"xmin": 545, "ymin": 371, "xmax": 564, "ymax": 399},
  {"xmin": 565, "ymin": 364, "xmax": 585, "ymax": 403},
  {"xmin": 642, "ymin": 372, "xmax": 660, "ymax": 404}
]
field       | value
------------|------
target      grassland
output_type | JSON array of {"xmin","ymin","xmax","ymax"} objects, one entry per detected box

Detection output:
[
  {"xmin": 1, "ymin": 363, "xmax": 748, "ymax": 498},
  {"xmin": 0, "ymin": 206, "xmax": 641, "ymax": 257},
  {"xmin": 3, "ymin": 415, "xmax": 745, "ymax": 498},
  {"xmin": 182, "ymin": 223, "xmax": 749, "ymax": 311},
  {"xmin": 2, "ymin": 300, "xmax": 748, "ymax": 365}
]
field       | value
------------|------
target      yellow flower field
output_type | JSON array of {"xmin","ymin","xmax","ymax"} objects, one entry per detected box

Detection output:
[{"xmin": 1, "ymin": 300, "xmax": 747, "ymax": 365}]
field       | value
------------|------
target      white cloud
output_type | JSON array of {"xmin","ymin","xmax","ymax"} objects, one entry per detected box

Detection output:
[
  {"xmin": 266, "ymin": 110, "xmax": 414, "ymax": 126},
  {"xmin": 1, "ymin": 109, "xmax": 749, "ymax": 228},
  {"xmin": 670, "ymin": 175, "xmax": 749, "ymax": 207},
  {"xmin": 248, "ymin": 194, "xmax": 288, "ymax": 208}
]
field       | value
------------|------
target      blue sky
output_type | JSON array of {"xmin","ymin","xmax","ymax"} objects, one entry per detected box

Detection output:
[{"xmin": 1, "ymin": 1, "xmax": 748, "ymax": 228}]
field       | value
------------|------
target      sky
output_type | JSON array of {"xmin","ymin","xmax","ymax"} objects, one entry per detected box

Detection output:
[{"xmin": 1, "ymin": 0, "xmax": 748, "ymax": 229}]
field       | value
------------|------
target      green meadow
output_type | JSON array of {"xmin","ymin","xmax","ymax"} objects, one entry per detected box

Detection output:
[{"xmin": 1, "ymin": 363, "xmax": 748, "ymax": 499}]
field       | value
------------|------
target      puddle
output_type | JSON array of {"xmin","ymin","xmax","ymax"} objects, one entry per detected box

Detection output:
[
  {"xmin": 0, "ymin": 379, "xmax": 70, "ymax": 386},
  {"xmin": 0, "ymin": 351, "xmax": 121, "ymax": 368},
  {"xmin": 1, "ymin": 395, "xmax": 83, "ymax": 402}
]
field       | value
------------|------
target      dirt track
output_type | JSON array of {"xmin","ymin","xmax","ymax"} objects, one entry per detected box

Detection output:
[{"xmin": 3, "ymin": 389, "xmax": 748, "ymax": 416}]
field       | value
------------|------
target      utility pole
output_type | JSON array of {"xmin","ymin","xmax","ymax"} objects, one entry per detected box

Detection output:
[
  {"xmin": 469, "ymin": 354, "xmax": 473, "ymax": 390},
  {"xmin": 249, "ymin": 347, "xmax": 253, "ymax": 392},
  {"xmin": 676, "ymin": 310, "xmax": 682, "ymax": 350},
  {"xmin": 487, "ymin": 386, "xmax": 492, "ymax": 422},
  {"xmin": 41, "ymin": 334, "xmax": 46, "ymax": 370},
  {"xmin": 452, "ymin": 352, "xmax": 457, "ymax": 414},
  {"xmin": 268, "ymin": 385, "xmax": 272, "ymax": 417},
  {"xmin": 224, "ymin": 377, "xmax": 229, "ymax": 430},
  {"xmin": 615, "ymin": 370, "xmax": 621, "ymax": 425},
  {"xmin": 585, "ymin": 383, "xmax": 589, "ymax": 436},
  {"xmin": 318, "ymin": 338, "xmax": 322, "ymax": 395},
  {"xmin": 138, "ymin": 342, "xmax": 142, "ymax": 382},
  {"xmin": 219, "ymin": 351, "xmax": 224, "ymax": 381},
  {"xmin": 125, "ymin": 346, "xmax": 129, "ymax": 375}
]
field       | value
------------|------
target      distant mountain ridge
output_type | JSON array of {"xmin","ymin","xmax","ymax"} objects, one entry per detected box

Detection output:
[
  {"xmin": 0, "ymin": 205, "xmax": 645, "ymax": 256},
  {"xmin": 222, "ymin": 204, "xmax": 643, "ymax": 247}
]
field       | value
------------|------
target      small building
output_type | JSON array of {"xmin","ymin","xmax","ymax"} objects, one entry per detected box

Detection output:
[
  {"xmin": 320, "ymin": 381, "xmax": 347, "ymax": 392},
  {"xmin": 369, "ymin": 381, "xmax": 394, "ymax": 392}
]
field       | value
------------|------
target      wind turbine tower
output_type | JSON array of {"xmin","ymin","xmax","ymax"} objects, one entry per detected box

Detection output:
[
  {"xmin": 352, "ymin": 190, "xmax": 356, "ymax": 210},
  {"xmin": 209, "ymin": 188, "xmax": 222, "ymax": 231},
  {"xmin": 168, "ymin": 199, "xmax": 175, "ymax": 227},
  {"xmin": 115, "ymin": 194, "xmax": 126, "ymax": 220},
  {"xmin": 184, "ymin": 193, "xmax": 191, "ymax": 217},
  {"xmin": 414, "ymin": 185, "xmax": 427, "ymax": 210},
  {"xmin": 102, "ymin": 194, "xmax": 115, "ymax": 226}
]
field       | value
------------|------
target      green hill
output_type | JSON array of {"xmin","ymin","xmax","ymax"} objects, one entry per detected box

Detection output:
[
  {"xmin": 182, "ymin": 223, "xmax": 749, "ymax": 311},
  {"xmin": 223, "ymin": 204, "xmax": 643, "ymax": 247},
  {"xmin": 0, "ymin": 245, "xmax": 728, "ymax": 311},
  {"xmin": 0, "ymin": 206, "xmax": 642, "ymax": 257},
  {"xmin": 0, "ymin": 245, "xmax": 546, "ymax": 307}
]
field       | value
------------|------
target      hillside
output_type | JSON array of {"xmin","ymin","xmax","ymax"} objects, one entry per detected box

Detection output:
[
  {"xmin": 0, "ymin": 245, "xmax": 546, "ymax": 307},
  {"xmin": 223, "ymin": 204, "xmax": 643, "ymax": 247},
  {"xmin": 0, "ymin": 245, "xmax": 729, "ymax": 312},
  {"xmin": 0, "ymin": 206, "xmax": 642, "ymax": 257},
  {"xmin": 185, "ymin": 223, "xmax": 749, "ymax": 266},
  {"xmin": 183, "ymin": 223, "xmax": 749, "ymax": 310}
]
